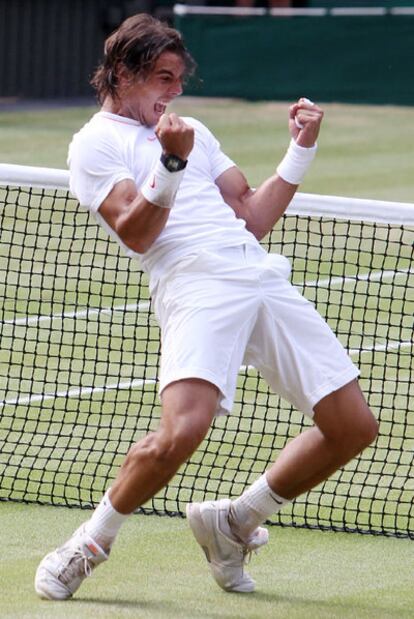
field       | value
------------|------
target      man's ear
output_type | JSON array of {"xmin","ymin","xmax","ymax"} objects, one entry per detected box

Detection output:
[{"xmin": 116, "ymin": 64, "xmax": 135, "ymax": 89}]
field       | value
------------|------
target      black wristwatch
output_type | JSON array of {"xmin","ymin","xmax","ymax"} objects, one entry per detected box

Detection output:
[{"xmin": 160, "ymin": 153, "xmax": 188, "ymax": 172}]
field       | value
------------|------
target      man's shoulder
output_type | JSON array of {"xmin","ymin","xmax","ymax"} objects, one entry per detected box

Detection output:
[
  {"xmin": 182, "ymin": 116, "xmax": 208, "ymax": 131},
  {"xmin": 70, "ymin": 113, "xmax": 126, "ymax": 154},
  {"xmin": 181, "ymin": 116, "xmax": 216, "ymax": 143},
  {"xmin": 73, "ymin": 112, "xmax": 110, "ymax": 139}
]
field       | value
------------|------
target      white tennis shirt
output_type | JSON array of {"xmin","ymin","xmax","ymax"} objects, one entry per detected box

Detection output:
[{"xmin": 68, "ymin": 111, "xmax": 258, "ymax": 285}]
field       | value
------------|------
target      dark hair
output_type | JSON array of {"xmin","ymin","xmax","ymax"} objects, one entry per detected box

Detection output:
[{"xmin": 91, "ymin": 14, "xmax": 196, "ymax": 104}]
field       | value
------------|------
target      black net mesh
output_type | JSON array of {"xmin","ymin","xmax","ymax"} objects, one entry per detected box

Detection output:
[{"xmin": 0, "ymin": 184, "xmax": 413, "ymax": 537}]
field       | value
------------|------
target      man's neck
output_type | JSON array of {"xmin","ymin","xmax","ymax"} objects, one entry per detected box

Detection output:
[{"xmin": 101, "ymin": 96, "xmax": 121, "ymax": 115}]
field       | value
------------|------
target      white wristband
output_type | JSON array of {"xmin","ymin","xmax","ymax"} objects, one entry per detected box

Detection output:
[
  {"xmin": 141, "ymin": 159, "xmax": 186, "ymax": 209},
  {"xmin": 276, "ymin": 139, "xmax": 317, "ymax": 185}
]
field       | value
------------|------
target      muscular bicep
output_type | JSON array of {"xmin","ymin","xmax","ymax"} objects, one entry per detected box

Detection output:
[
  {"xmin": 216, "ymin": 163, "xmax": 297, "ymax": 241},
  {"xmin": 215, "ymin": 166, "xmax": 255, "ymax": 220},
  {"xmin": 98, "ymin": 178, "xmax": 170, "ymax": 254}
]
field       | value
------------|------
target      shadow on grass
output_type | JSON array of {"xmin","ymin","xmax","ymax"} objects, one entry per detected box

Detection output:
[
  {"xmin": 70, "ymin": 590, "xmax": 405, "ymax": 619},
  {"xmin": 253, "ymin": 591, "xmax": 408, "ymax": 617},
  {"xmin": 74, "ymin": 596, "xmax": 239, "ymax": 619}
]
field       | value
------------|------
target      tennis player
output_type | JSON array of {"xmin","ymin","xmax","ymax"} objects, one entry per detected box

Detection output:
[{"xmin": 35, "ymin": 13, "xmax": 378, "ymax": 600}]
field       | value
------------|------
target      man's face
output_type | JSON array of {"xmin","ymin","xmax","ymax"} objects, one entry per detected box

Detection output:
[{"xmin": 119, "ymin": 52, "xmax": 185, "ymax": 126}]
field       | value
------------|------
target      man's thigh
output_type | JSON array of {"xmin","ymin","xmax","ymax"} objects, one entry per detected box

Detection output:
[
  {"xmin": 155, "ymin": 259, "xmax": 261, "ymax": 416},
  {"xmin": 246, "ymin": 276, "xmax": 360, "ymax": 417},
  {"xmin": 160, "ymin": 378, "xmax": 220, "ymax": 444}
]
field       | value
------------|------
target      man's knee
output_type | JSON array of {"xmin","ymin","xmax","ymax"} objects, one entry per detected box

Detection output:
[
  {"xmin": 361, "ymin": 408, "xmax": 379, "ymax": 443},
  {"xmin": 314, "ymin": 381, "xmax": 379, "ymax": 457},
  {"xmin": 125, "ymin": 408, "xmax": 210, "ymax": 473},
  {"xmin": 349, "ymin": 405, "xmax": 379, "ymax": 453},
  {"xmin": 155, "ymin": 424, "xmax": 205, "ymax": 465},
  {"xmin": 322, "ymin": 407, "xmax": 378, "ymax": 463},
  {"xmin": 157, "ymin": 377, "xmax": 218, "ymax": 462}
]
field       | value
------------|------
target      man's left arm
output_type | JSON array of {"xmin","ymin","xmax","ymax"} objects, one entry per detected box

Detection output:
[{"xmin": 216, "ymin": 99, "xmax": 323, "ymax": 241}]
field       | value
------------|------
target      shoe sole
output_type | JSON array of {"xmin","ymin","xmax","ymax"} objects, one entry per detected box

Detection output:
[
  {"xmin": 34, "ymin": 552, "xmax": 74, "ymax": 601},
  {"xmin": 34, "ymin": 579, "xmax": 72, "ymax": 601}
]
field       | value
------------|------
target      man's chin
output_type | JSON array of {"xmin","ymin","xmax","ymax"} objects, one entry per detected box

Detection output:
[
  {"xmin": 140, "ymin": 113, "xmax": 158, "ymax": 128},
  {"xmin": 151, "ymin": 112, "xmax": 166, "ymax": 127}
]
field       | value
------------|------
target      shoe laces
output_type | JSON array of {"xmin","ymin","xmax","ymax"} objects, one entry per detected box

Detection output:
[
  {"xmin": 242, "ymin": 528, "xmax": 269, "ymax": 565},
  {"xmin": 243, "ymin": 547, "xmax": 254, "ymax": 566},
  {"xmin": 237, "ymin": 542, "xmax": 256, "ymax": 568},
  {"xmin": 59, "ymin": 548, "xmax": 93, "ymax": 585}
]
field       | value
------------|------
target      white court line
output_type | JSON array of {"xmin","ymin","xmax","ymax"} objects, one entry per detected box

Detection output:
[
  {"xmin": 303, "ymin": 267, "xmax": 413, "ymax": 289},
  {"xmin": 240, "ymin": 339, "xmax": 412, "ymax": 371},
  {"xmin": 349, "ymin": 340, "xmax": 413, "ymax": 357},
  {"xmin": 1, "ymin": 265, "xmax": 411, "ymax": 407},
  {"xmin": 4, "ymin": 301, "xmax": 151, "ymax": 327},
  {"xmin": 4, "ymin": 268, "xmax": 412, "ymax": 327},
  {"xmin": 0, "ymin": 376, "xmax": 157, "ymax": 409},
  {"xmin": 2, "ymin": 338, "xmax": 411, "ymax": 408}
]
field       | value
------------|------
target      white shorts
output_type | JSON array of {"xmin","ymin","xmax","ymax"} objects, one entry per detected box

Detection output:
[{"xmin": 151, "ymin": 244, "xmax": 359, "ymax": 418}]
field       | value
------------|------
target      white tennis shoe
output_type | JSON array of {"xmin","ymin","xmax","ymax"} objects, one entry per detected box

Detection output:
[
  {"xmin": 34, "ymin": 524, "xmax": 109, "ymax": 600},
  {"xmin": 186, "ymin": 498, "xmax": 268, "ymax": 593}
]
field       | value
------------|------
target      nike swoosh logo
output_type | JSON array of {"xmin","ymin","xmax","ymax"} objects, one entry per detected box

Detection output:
[
  {"xmin": 269, "ymin": 493, "xmax": 284, "ymax": 506},
  {"xmin": 147, "ymin": 136, "xmax": 157, "ymax": 142},
  {"xmin": 150, "ymin": 176, "xmax": 156, "ymax": 188}
]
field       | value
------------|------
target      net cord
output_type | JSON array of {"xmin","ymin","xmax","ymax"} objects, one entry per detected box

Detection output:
[
  {"xmin": 0, "ymin": 162, "xmax": 413, "ymax": 225},
  {"xmin": 0, "ymin": 163, "xmax": 69, "ymax": 191}
]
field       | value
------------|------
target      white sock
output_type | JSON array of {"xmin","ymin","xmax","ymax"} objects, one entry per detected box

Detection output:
[
  {"xmin": 229, "ymin": 474, "xmax": 290, "ymax": 541},
  {"xmin": 85, "ymin": 489, "xmax": 130, "ymax": 551}
]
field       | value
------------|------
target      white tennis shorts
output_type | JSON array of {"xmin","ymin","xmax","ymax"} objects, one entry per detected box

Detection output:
[{"xmin": 151, "ymin": 244, "xmax": 359, "ymax": 418}]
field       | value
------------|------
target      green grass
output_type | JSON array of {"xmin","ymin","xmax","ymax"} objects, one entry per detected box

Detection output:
[
  {"xmin": 0, "ymin": 99, "xmax": 413, "ymax": 616},
  {"xmin": 2, "ymin": 502, "xmax": 414, "ymax": 619},
  {"xmin": 1, "ymin": 98, "xmax": 414, "ymax": 201}
]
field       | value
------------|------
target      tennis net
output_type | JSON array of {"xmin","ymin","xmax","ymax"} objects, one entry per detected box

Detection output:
[{"xmin": 0, "ymin": 163, "xmax": 413, "ymax": 538}]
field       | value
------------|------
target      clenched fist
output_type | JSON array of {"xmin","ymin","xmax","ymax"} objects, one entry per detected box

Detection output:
[
  {"xmin": 155, "ymin": 113, "xmax": 194, "ymax": 161},
  {"xmin": 289, "ymin": 98, "xmax": 324, "ymax": 148}
]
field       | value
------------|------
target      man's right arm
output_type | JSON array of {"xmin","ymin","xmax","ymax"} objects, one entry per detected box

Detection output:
[
  {"xmin": 98, "ymin": 179, "xmax": 171, "ymax": 254},
  {"xmin": 98, "ymin": 112, "xmax": 194, "ymax": 254}
]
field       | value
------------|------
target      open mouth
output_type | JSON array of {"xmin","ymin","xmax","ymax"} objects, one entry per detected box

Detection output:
[{"xmin": 154, "ymin": 102, "xmax": 167, "ymax": 115}]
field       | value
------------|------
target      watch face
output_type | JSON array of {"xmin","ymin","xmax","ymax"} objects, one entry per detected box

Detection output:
[
  {"xmin": 161, "ymin": 153, "xmax": 187, "ymax": 172},
  {"xmin": 169, "ymin": 157, "xmax": 181, "ymax": 171}
]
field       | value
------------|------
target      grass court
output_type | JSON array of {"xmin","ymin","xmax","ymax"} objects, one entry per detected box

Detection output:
[{"xmin": 0, "ymin": 98, "xmax": 413, "ymax": 618}]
